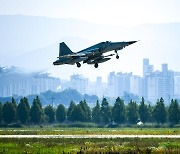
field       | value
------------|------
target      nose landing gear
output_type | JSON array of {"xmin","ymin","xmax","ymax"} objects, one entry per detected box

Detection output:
[
  {"xmin": 76, "ymin": 62, "xmax": 81, "ymax": 68},
  {"xmin": 115, "ymin": 50, "xmax": 119, "ymax": 59},
  {"xmin": 94, "ymin": 63, "xmax": 98, "ymax": 68}
]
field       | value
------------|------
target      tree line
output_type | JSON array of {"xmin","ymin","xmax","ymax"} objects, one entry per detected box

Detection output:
[{"xmin": 0, "ymin": 96, "xmax": 179, "ymax": 126}]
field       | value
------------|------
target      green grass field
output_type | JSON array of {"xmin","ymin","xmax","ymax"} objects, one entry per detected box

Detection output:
[
  {"xmin": 0, "ymin": 138, "xmax": 180, "ymax": 153},
  {"xmin": 0, "ymin": 127, "xmax": 180, "ymax": 153},
  {"xmin": 0, "ymin": 127, "xmax": 180, "ymax": 135}
]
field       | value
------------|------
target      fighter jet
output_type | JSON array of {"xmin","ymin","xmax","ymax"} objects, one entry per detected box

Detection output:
[{"xmin": 53, "ymin": 41, "xmax": 137, "ymax": 68}]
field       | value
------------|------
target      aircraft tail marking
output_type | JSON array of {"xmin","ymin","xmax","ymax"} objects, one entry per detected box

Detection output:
[{"xmin": 59, "ymin": 42, "xmax": 73, "ymax": 57}]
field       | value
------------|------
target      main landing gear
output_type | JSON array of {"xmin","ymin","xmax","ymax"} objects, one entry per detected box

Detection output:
[
  {"xmin": 76, "ymin": 62, "xmax": 81, "ymax": 68},
  {"xmin": 115, "ymin": 50, "xmax": 119, "ymax": 59},
  {"xmin": 76, "ymin": 62, "xmax": 99, "ymax": 68},
  {"xmin": 94, "ymin": 63, "xmax": 98, "ymax": 68}
]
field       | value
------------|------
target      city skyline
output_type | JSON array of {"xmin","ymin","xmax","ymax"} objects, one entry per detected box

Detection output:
[
  {"xmin": 60, "ymin": 57, "xmax": 176, "ymax": 82},
  {"xmin": 1, "ymin": 58, "xmax": 180, "ymax": 104},
  {"xmin": 59, "ymin": 58, "xmax": 180, "ymax": 104},
  {"xmin": 0, "ymin": 67, "xmax": 60, "ymax": 97}
]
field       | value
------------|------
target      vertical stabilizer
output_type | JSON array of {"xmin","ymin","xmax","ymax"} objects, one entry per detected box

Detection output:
[{"xmin": 59, "ymin": 42, "xmax": 73, "ymax": 57}]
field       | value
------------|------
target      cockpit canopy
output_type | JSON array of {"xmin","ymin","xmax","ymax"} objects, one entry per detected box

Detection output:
[{"xmin": 102, "ymin": 41, "xmax": 111, "ymax": 44}]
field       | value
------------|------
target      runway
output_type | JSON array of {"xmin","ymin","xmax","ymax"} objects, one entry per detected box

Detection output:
[{"xmin": 0, "ymin": 135, "xmax": 180, "ymax": 139}]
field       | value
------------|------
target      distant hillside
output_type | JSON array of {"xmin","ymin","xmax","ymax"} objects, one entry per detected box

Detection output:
[
  {"xmin": 0, "ymin": 89, "xmax": 98, "ymax": 107},
  {"xmin": 1, "ymin": 15, "xmax": 180, "ymax": 54},
  {"xmin": 0, "ymin": 15, "xmax": 95, "ymax": 54}
]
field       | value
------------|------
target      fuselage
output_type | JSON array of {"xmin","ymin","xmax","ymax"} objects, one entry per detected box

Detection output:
[
  {"xmin": 53, "ymin": 40, "xmax": 137, "ymax": 68},
  {"xmin": 77, "ymin": 41, "xmax": 135, "ymax": 54}
]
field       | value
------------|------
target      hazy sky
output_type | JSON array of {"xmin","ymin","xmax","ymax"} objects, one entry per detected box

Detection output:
[{"xmin": 0, "ymin": 0, "xmax": 180, "ymax": 26}]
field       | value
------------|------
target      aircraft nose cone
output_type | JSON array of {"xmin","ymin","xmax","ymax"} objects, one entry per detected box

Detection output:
[
  {"xmin": 53, "ymin": 61, "xmax": 57, "ymax": 65},
  {"xmin": 128, "ymin": 41, "xmax": 137, "ymax": 45}
]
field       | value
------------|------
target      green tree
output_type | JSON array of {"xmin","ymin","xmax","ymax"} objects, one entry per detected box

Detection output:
[
  {"xmin": 67, "ymin": 101, "xmax": 76, "ymax": 121},
  {"xmin": 23, "ymin": 97, "xmax": 30, "ymax": 111},
  {"xmin": 29, "ymin": 98, "xmax": 43, "ymax": 124},
  {"xmin": 147, "ymin": 104, "xmax": 154, "ymax": 122},
  {"xmin": 101, "ymin": 98, "xmax": 111, "ymax": 124},
  {"xmin": 12, "ymin": 97, "xmax": 17, "ymax": 108},
  {"xmin": 139, "ymin": 97, "xmax": 149, "ymax": 123},
  {"xmin": 79, "ymin": 100, "xmax": 91, "ymax": 122},
  {"xmin": 92, "ymin": 100, "xmax": 102, "ymax": 124},
  {"xmin": 0, "ymin": 102, "xmax": 2, "ymax": 123},
  {"xmin": 71, "ymin": 104, "xmax": 84, "ymax": 122},
  {"xmin": 2, "ymin": 102, "xmax": 16, "ymax": 124},
  {"xmin": 17, "ymin": 98, "xmax": 29, "ymax": 124},
  {"xmin": 44, "ymin": 105, "xmax": 55, "ymax": 123},
  {"xmin": 56, "ymin": 104, "xmax": 66, "ymax": 123},
  {"xmin": 169, "ymin": 99, "xmax": 180, "ymax": 124},
  {"xmin": 35, "ymin": 96, "xmax": 42, "ymax": 110},
  {"xmin": 11, "ymin": 97, "xmax": 17, "ymax": 121},
  {"xmin": 112, "ymin": 97, "xmax": 125, "ymax": 124},
  {"xmin": 153, "ymin": 98, "xmax": 167, "ymax": 124},
  {"xmin": 127, "ymin": 100, "xmax": 139, "ymax": 124}
]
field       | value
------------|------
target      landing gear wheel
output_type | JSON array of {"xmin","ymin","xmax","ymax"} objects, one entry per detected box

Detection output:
[
  {"xmin": 94, "ymin": 63, "xmax": 98, "ymax": 68},
  {"xmin": 76, "ymin": 62, "xmax": 81, "ymax": 68},
  {"xmin": 115, "ymin": 50, "xmax": 119, "ymax": 59}
]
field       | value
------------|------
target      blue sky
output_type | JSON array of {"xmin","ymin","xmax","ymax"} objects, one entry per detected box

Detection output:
[{"xmin": 1, "ymin": 0, "xmax": 180, "ymax": 26}]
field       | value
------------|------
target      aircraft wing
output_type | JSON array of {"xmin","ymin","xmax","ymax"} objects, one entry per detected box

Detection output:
[
  {"xmin": 57, "ymin": 47, "xmax": 102, "ymax": 58},
  {"xmin": 57, "ymin": 53, "xmax": 86, "ymax": 58}
]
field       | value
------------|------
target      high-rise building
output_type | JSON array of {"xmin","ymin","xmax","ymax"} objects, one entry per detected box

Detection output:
[
  {"xmin": 130, "ymin": 75, "xmax": 143, "ymax": 97},
  {"xmin": 95, "ymin": 77, "xmax": 102, "ymax": 97},
  {"xmin": 174, "ymin": 74, "xmax": 180, "ymax": 99},
  {"xmin": 107, "ymin": 72, "xmax": 116, "ymax": 97},
  {"xmin": 143, "ymin": 61, "xmax": 174, "ymax": 104},
  {"xmin": 143, "ymin": 58, "xmax": 154, "ymax": 77},
  {"xmin": 107, "ymin": 72, "xmax": 142, "ymax": 98},
  {"xmin": 70, "ymin": 74, "xmax": 89, "ymax": 94},
  {"xmin": 116, "ymin": 72, "xmax": 131, "ymax": 97},
  {"xmin": 162, "ymin": 64, "xmax": 168, "ymax": 74}
]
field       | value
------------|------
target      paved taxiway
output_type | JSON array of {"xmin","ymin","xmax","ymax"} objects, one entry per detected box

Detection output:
[{"xmin": 0, "ymin": 135, "xmax": 180, "ymax": 139}]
